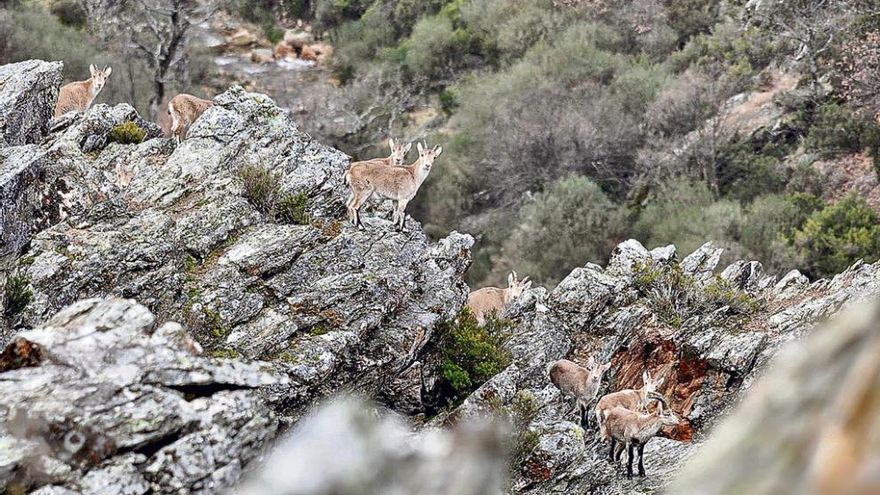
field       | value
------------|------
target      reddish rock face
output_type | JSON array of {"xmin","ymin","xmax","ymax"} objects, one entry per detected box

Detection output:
[{"xmin": 609, "ymin": 326, "xmax": 708, "ymax": 442}]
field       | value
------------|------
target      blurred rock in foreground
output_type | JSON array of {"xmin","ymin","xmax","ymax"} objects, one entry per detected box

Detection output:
[
  {"xmin": 671, "ymin": 299, "xmax": 880, "ymax": 495},
  {"xmin": 237, "ymin": 397, "xmax": 508, "ymax": 495}
]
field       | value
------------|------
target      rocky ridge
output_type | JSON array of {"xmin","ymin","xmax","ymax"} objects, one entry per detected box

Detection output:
[{"xmin": 1, "ymin": 59, "xmax": 879, "ymax": 494}]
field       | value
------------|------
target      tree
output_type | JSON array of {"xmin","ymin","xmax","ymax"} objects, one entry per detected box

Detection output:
[{"xmin": 126, "ymin": 0, "xmax": 214, "ymax": 120}]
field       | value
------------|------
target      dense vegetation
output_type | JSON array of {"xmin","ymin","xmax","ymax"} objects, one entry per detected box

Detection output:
[{"xmin": 292, "ymin": 0, "xmax": 880, "ymax": 285}]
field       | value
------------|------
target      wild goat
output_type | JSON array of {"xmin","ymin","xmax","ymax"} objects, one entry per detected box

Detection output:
[
  {"xmin": 54, "ymin": 64, "xmax": 112, "ymax": 117},
  {"xmin": 603, "ymin": 398, "xmax": 679, "ymax": 478},
  {"xmin": 168, "ymin": 94, "xmax": 214, "ymax": 144},
  {"xmin": 548, "ymin": 357, "xmax": 612, "ymax": 428},
  {"xmin": 467, "ymin": 272, "xmax": 531, "ymax": 325},
  {"xmin": 345, "ymin": 141, "xmax": 441, "ymax": 231},
  {"xmin": 595, "ymin": 371, "xmax": 665, "ymax": 439},
  {"xmin": 352, "ymin": 139, "xmax": 411, "ymax": 168}
]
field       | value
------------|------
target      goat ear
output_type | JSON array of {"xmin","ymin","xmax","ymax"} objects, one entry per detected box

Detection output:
[
  {"xmin": 388, "ymin": 138, "xmax": 395, "ymax": 150},
  {"xmin": 417, "ymin": 142, "xmax": 425, "ymax": 154},
  {"xmin": 586, "ymin": 356, "xmax": 596, "ymax": 369},
  {"xmin": 90, "ymin": 64, "xmax": 97, "ymax": 76},
  {"xmin": 642, "ymin": 371, "xmax": 649, "ymax": 384},
  {"xmin": 507, "ymin": 272, "xmax": 515, "ymax": 287},
  {"xmin": 104, "ymin": 66, "xmax": 112, "ymax": 77},
  {"xmin": 655, "ymin": 376, "xmax": 665, "ymax": 388},
  {"xmin": 601, "ymin": 362, "xmax": 611, "ymax": 372},
  {"xmin": 523, "ymin": 280, "xmax": 532, "ymax": 290},
  {"xmin": 404, "ymin": 142, "xmax": 412, "ymax": 153},
  {"xmin": 433, "ymin": 145, "xmax": 442, "ymax": 157}
]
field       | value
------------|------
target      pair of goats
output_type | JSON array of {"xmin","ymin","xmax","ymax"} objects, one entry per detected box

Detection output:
[
  {"xmin": 345, "ymin": 139, "xmax": 442, "ymax": 231},
  {"xmin": 53, "ymin": 64, "xmax": 213, "ymax": 145},
  {"xmin": 549, "ymin": 359, "xmax": 678, "ymax": 478}
]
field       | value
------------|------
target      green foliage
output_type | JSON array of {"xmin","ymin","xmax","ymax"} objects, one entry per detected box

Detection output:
[
  {"xmin": 203, "ymin": 307, "xmax": 228, "ymax": 338},
  {"xmin": 108, "ymin": 121, "xmax": 146, "ymax": 145},
  {"xmin": 401, "ymin": 15, "xmax": 469, "ymax": 81},
  {"xmin": 49, "ymin": 0, "xmax": 87, "ymax": 28},
  {"xmin": 439, "ymin": 88, "xmax": 458, "ymax": 115},
  {"xmin": 703, "ymin": 276, "xmax": 761, "ymax": 314},
  {"xmin": 633, "ymin": 260, "xmax": 759, "ymax": 326},
  {"xmin": 277, "ymin": 191, "xmax": 310, "ymax": 225},
  {"xmin": 804, "ymin": 102, "xmax": 877, "ymax": 159},
  {"xmin": 790, "ymin": 193, "xmax": 880, "ymax": 278},
  {"xmin": 716, "ymin": 137, "xmax": 789, "ymax": 203},
  {"xmin": 209, "ymin": 348, "xmax": 239, "ymax": 359},
  {"xmin": 239, "ymin": 165, "xmax": 279, "ymax": 214},
  {"xmin": 488, "ymin": 176, "xmax": 627, "ymax": 287},
  {"xmin": 436, "ymin": 307, "xmax": 512, "ymax": 406},
  {"xmin": 3, "ymin": 273, "xmax": 32, "ymax": 318},
  {"xmin": 505, "ymin": 390, "xmax": 540, "ymax": 474},
  {"xmin": 633, "ymin": 179, "xmax": 746, "ymax": 260}
]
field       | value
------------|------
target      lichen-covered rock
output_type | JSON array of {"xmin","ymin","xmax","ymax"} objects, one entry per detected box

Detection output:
[
  {"xmin": 671, "ymin": 301, "xmax": 880, "ymax": 495},
  {"xmin": 0, "ymin": 60, "xmax": 62, "ymax": 148},
  {"xmin": 1, "ymin": 72, "xmax": 473, "ymax": 424},
  {"xmin": 446, "ymin": 238, "xmax": 880, "ymax": 494},
  {"xmin": 0, "ymin": 298, "xmax": 280, "ymax": 494}
]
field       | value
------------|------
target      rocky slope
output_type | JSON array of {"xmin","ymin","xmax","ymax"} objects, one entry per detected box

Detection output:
[{"xmin": 1, "ymin": 59, "xmax": 879, "ymax": 494}]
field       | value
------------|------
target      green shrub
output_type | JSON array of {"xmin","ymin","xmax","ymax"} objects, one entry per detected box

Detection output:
[
  {"xmin": 804, "ymin": 102, "xmax": 875, "ymax": 158},
  {"xmin": 488, "ymin": 176, "xmax": 627, "ymax": 287},
  {"xmin": 108, "ymin": 121, "xmax": 146, "ymax": 145},
  {"xmin": 435, "ymin": 307, "xmax": 512, "ymax": 406},
  {"xmin": 209, "ymin": 348, "xmax": 239, "ymax": 359},
  {"xmin": 3, "ymin": 273, "xmax": 32, "ymax": 318},
  {"xmin": 703, "ymin": 276, "xmax": 761, "ymax": 315},
  {"xmin": 239, "ymin": 164, "xmax": 279, "ymax": 214},
  {"xmin": 49, "ymin": 0, "xmax": 87, "ymax": 28},
  {"xmin": 277, "ymin": 191, "xmax": 310, "ymax": 225},
  {"xmin": 401, "ymin": 15, "xmax": 469, "ymax": 81},
  {"xmin": 633, "ymin": 179, "xmax": 746, "ymax": 260},
  {"xmin": 790, "ymin": 193, "xmax": 880, "ymax": 278}
]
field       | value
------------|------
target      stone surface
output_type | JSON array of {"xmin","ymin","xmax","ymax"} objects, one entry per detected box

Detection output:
[
  {"xmin": 0, "ymin": 60, "xmax": 62, "ymax": 148},
  {"xmin": 0, "ymin": 298, "xmax": 280, "ymax": 494}
]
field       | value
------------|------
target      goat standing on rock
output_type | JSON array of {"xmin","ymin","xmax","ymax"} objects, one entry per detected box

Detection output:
[
  {"xmin": 54, "ymin": 64, "xmax": 111, "ymax": 117},
  {"xmin": 345, "ymin": 142, "xmax": 441, "ymax": 231},
  {"xmin": 595, "ymin": 371, "xmax": 666, "ymax": 440},
  {"xmin": 467, "ymin": 272, "xmax": 531, "ymax": 325},
  {"xmin": 603, "ymin": 398, "xmax": 679, "ymax": 478},
  {"xmin": 548, "ymin": 357, "xmax": 611, "ymax": 428},
  {"xmin": 168, "ymin": 93, "xmax": 214, "ymax": 144}
]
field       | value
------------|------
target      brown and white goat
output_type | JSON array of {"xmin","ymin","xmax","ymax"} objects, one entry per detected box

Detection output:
[
  {"xmin": 345, "ymin": 142, "xmax": 441, "ymax": 231},
  {"xmin": 595, "ymin": 371, "xmax": 665, "ymax": 439},
  {"xmin": 466, "ymin": 272, "xmax": 531, "ymax": 325},
  {"xmin": 548, "ymin": 357, "xmax": 612, "ymax": 428},
  {"xmin": 352, "ymin": 139, "xmax": 411, "ymax": 168},
  {"xmin": 603, "ymin": 398, "xmax": 679, "ymax": 478},
  {"xmin": 54, "ymin": 64, "xmax": 112, "ymax": 117},
  {"xmin": 168, "ymin": 94, "xmax": 214, "ymax": 144}
]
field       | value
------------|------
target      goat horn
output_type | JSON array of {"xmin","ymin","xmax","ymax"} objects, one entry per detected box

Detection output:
[{"xmin": 647, "ymin": 391, "xmax": 668, "ymax": 409}]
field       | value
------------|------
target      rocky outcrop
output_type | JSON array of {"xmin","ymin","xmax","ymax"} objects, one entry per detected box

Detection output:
[
  {"xmin": 0, "ymin": 60, "xmax": 61, "ymax": 147},
  {"xmin": 0, "ymin": 298, "xmax": 280, "ymax": 494},
  {"xmin": 671, "ymin": 300, "xmax": 880, "ymax": 495},
  {"xmin": 1, "ymin": 66, "xmax": 473, "ymax": 425},
  {"xmin": 445, "ymin": 239, "xmax": 880, "ymax": 494}
]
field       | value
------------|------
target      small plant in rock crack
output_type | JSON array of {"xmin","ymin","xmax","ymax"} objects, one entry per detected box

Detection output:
[
  {"xmin": 108, "ymin": 121, "xmax": 146, "ymax": 144},
  {"xmin": 238, "ymin": 165, "xmax": 311, "ymax": 224},
  {"xmin": 3, "ymin": 272, "xmax": 33, "ymax": 318},
  {"xmin": 505, "ymin": 391, "xmax": 541, "ymax": 475},
  {"xmin": 277, "ymin": 191, "xmax": 310, "ymax": 225},
  {"xmin": 239, "ymin": 164, "xmax": 279, "ymax": 214}
]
